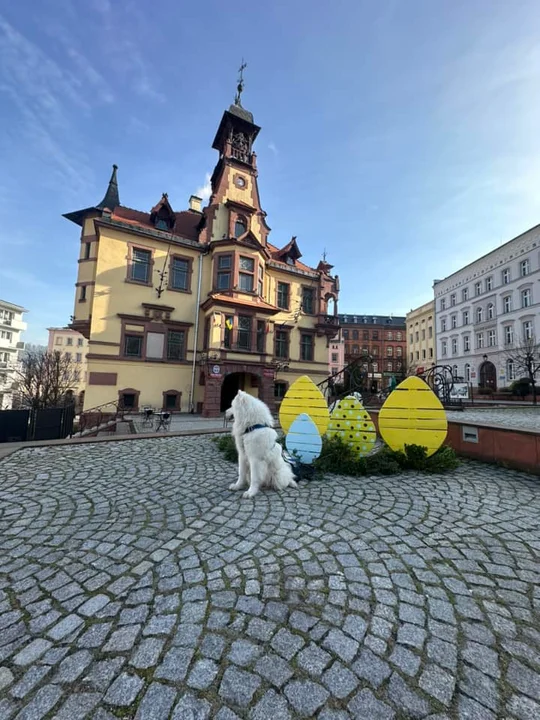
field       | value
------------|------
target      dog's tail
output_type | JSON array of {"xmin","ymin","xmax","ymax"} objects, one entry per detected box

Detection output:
[{"xmin": 268, "ymin": 444, "xmax": 298, "ymax": 490}]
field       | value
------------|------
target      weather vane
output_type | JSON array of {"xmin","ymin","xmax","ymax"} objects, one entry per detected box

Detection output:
[
  {"xmin": 234, "ymin": 59, "xmax": 247, "ymax": 106},
  {"xmin": 322, "ymin": 248, "xmax": 327, "ymax": 262}
]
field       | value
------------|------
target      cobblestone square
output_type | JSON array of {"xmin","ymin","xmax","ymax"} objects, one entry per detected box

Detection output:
[{"xmin": 0, "ymin": 435, "xmax": 539, "ymax": 718}]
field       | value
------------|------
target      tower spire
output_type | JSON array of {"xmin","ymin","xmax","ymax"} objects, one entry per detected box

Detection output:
[
  {"xmin": 234, "ymin": 60, "xmax": 247, "ymax": 107},
  {"xmin": 97, "ymin": 164, "xmax": 120, "ymax": 210}
]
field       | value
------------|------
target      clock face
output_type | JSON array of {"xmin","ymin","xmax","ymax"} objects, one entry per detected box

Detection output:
[{"xmin": 235, "ymin": 176, "xmax": 246, "ymax": 188}]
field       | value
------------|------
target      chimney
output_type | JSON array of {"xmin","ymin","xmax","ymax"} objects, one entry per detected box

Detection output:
[{"xmin": 189, "ymin": 195, "xmax": 202, "ymax": 212}]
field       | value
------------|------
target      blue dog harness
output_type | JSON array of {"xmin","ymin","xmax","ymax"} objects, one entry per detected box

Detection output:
[{"xmin": 243, "ymin": 424, "xmax": 269, "ymax": 435}]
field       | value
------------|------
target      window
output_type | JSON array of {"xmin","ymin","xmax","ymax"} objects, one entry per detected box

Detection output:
[
  {"xmin": 352, "ymin": 345, "xmax": 359, "ymax": 354},
  {"xmin": 488, "ymin": 330, "xmax": 496, "ymax": 347},
  {"xmin": 372, "ymin": 362, "xmax": 378, "ymax": 372},
  {"xmin": 503, "ymin": 295, "xmax": 512, "ymax": 313},
  {"xmin": 422, "ymin": 349, "xmax": 426, "ymax": 359},
  {"xmin": 363, "ymin": 330, "xmax": 369, "ymax": 340},
  {"xmin": 331, "ymin": 353, "xmax": 338, "ymax": 362},
  {"xmin": 372, "ymin": 346, "xmax": 379, "ymax": 356},
  {"xmin": 167, "ymin": 330, "xmax": 185, "ymax": 360},
  {"xmin": 428, "ymin": 326, "xmax": 433, "ymax": 338},
  {"xmin": 237, "ymin": 316, "xmax": 252, "ymax": 350},
  {"xmin": 352, "ymin": 330, "xmax": 359, "ymax": 340},
  {"xmin": 502, "ymin": 268, "xmax": 510, "ymax": 284},
  {"xmin": 387, "ymin": 362, "xmax": 393, "ymax": 372},
  {"xmin": 396, "ymin": 331, "xmax": 402, "ymax": 341},
  {"xmin": 171, "ymin": 257, "xmax": 190, "ymax": 291},
  {"xmin": 475, "ymin": 282, "xmax": 482, "ymax": 296},
  {"xmin": 451, "ymin": 315, "xmax": 457, "ymax": 329},
  {"xmin": 476, "ymin": 332, "xmax": 484, "ymax": 349},
  {"xmin": 217, "ymin": 255, "xmax": 232, "ymax": 290},
  {"xmin": 429, "ymin": 347, "xmax": 433, "ymax": 358},
  {"xmin": 55, "ymin": 337, "xmax": 63, "ymax": 345},
  {"xmin": 463, "ymin": 310, "xmax": 469, "ymax": 325},
  {"xmin": 275, "ymin": 330, "xmax": 289, "ymax": 359},
  {"xmin": 440, "ymin": 298, "xmax": 446, "ymax": 310},
  {"xmin": 452, "ymin": 365, "xmax": 458, "ymax": 378},
  {"xmin": 464, "ymin": 335, "xmax": 470, "ymax": 352},
  {"xmin": 224, "ymin": 315, "xmax": 233, "ymax": 349},
  {"xmin": 165, "ymin": 393, "xmax": 179, "ymax": 410},
  {"xmin": 234, "ymin": 216, "xmax": 247, "ymax": 237},
  {"xmin": 84, "ymin": 242, "xmax": 91, "ymax": 259},
  {"xmin": 410, "ymin": 353, "xmax": 413, "ymax": 362},
  {"xmin": 441, "ymin": 319, "xmax": 446, "ymax": 332},
  {"xmin": 465, "ymin": 363, "xmax": 471, "ymax": 382},
  {"xmin": 450, "ymin": 293, "xmax": 456, "ymax": 306},
  {"xmin": 121, "ymin": 392, "xmax": 137, "ymax": 409},
  {"xmin": 76, "ymin": 353, "xmax": 82, "ymax": 362},
  {"xmin": 78, "ymin": 338, "xmax": 84, "ymax": 347},
  {"xmin": 415, "ymin": 351, "xmax": 420, "ymax": 360},
  {"xmin": 124, "ymin": 335, "xmax": 143, "ymax": 358},
  {"xmin": 342, "ymin": 329, "xmax": 349, "ymax": 340},
  {"xmin": 451, "ymin": 338, "xmax": 457, "ymax": 355},
  {"xmin": 64, "ymin": 352, "xmax": 71, "ymax": 360},
  {"xmin": 79, "ymin": 286, "xmax": 87, "ymax": 302},
  {"xmin": 300, "ymin": 333, "xmax": 314, "ymax": 361},
  {"xmin": 396, "ymin": 346, "xmax": 402, "ymax": 357},
  {"xmin": 523, "ymin": 320, "xmax": 533, "ymax": 341},
  {"xmin": 302, "ymin": 287, "xmax": 315, "ymax": 314},
  {"xmin": 521, "ymin": 289, "xmax": 531, "ymax": 308},
  {"xmin": 520, "ymin": 259, "xmax": 530, "ymax": 277},
  {"xmin": 387, "ymin": 331, "xmax": 393, "ymax": 340},
  {"xmin": 462, "ymin": 287, "xmax": 469, "ymax": 301},
  {"xmin": 274, "ymin": 382, "xmax": 287, "ymax": 399},
  {"xmin": 487, "ymin": 303, "xmax": 494, "ymax": 320},
  {"xmin": 387, "ymin": 346, "xmax": 393, "ymax": 357},
  {"xmin": 441, "ymin": 340, "xmax": 447, "ymax": 356},
  {"xmin": 256, "ymin": 321, "xmax": 265, "ymax": 353},
  {"xmin": 130, "ymin": 248, "xmax": 152, "ymax": 283},
  {"xmin": 504, "ymin": 325, "xmax": 514, "ymax": 345},
  {"xmin": 415, "ymin": 331, "xmax": 419, "ymax": 341},
  {"xmin": 258, "ymin": 266, "xmax": 264, "ymax": 297},
  {"xmin": 155, "ymin": 217, "xmax": 169, "ymax": 230},
  {"xmin": 506, "ymin": 359, "xmax": 515, "ymax": 381},
  {"xmin": 486, "ymin": 276, "xmax": 493, "ymax": 291},
  {"xmin": 372, "ymin": 330, "xmax": 379, "ymax": 340},
  {"xmin": 476, "ymin": 307, "xmax": 483, "ymax": 323},
  {"xmin": 422, "ymin": 328, "xmax": 426, "ymax": 339},
  {"xmin": 239, "ymin": 256, "xmax": 255, "ymax": 292},
  {"xmin": 409, "ymin": 334, "xmax": 413, "ymax": 344},
  {"xmin": 67, "ymin": 337, "xmax": 74, "ymax": 346},
  {"xmin": 277, "ymin": 282, "xmax": 290, "ymax": 310}
]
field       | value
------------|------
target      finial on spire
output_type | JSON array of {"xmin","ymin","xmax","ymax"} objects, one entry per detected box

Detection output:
[
  {"xmin": 234, "ymin": 59, "xmax": 247, "ymax": 106},
  {"xmin": 322, "ymin": 248, "xmax": 327, "ymax": 262}
]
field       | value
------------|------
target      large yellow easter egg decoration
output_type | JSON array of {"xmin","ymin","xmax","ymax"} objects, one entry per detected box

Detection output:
[
  {"xmin": 279, "ymin": 375, "xmax": 330, "ymax": 436},
  {"xmin": 327, "ymin": 396, "xmax": 377, "ymax": 456},
  {"xmin": 378, "ymin": 376, "xmax": 447, "ymax": 457}
]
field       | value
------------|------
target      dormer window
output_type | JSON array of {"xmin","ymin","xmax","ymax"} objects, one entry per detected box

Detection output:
[
  {"xmin": 155, "ymin": 217, "xmax": 169, "ymax": 230},
  {"xmin": 150, "ymin": 193, "xmax": 175, "ymax": 232},
  {"xmin": 235, "ymin": 216, "xmax": 247, "ymax": 238},
  {"xmin": 286, "ymin": 256, "xmax": 295, "ymax": 266}
]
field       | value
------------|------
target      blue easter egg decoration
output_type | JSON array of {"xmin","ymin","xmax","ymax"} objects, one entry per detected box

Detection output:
[{"xmin": 285, "ymin": 413, "xmax": 322, "ymax": 464}]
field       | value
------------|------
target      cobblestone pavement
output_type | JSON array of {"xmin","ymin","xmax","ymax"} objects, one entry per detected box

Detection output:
[
  {"xmin": 0, "ymin": 437, "xmax": 539, "ymax": 719},
  {"xmin": 447, "ymin": 407, "xmax": 540, "ymax": 432}
]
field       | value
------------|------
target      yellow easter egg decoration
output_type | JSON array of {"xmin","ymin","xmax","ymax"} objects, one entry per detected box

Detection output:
[
  {"xmin": 327, "ymin": 396, "xmax": 377, "ymax": 456},
  {"xmin": 279, "ymin": 375, "xmax": 330, "ymax": 436},
  {"xmin": 378, "ymin": 376, "xmax": 447, "ymax": 457}
]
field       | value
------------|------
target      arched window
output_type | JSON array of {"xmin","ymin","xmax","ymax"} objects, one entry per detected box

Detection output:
[
  {"xmin": 452, "ymin": 365, "xmax": 458, "ymax": 378},
  {"xmin": 476, "ymin": 306, "xmax": 484, "ymax": 323},
  {"xmin": 487, "ymin": 303, "xmax": 494, "ymax": 320},
  {"xmin": 234, "ymin": 216, "xmax": 247, "ymax": 238},
  {"xmin": 464, "ymin": 363, "xmax": 471, "ymax": 382}
]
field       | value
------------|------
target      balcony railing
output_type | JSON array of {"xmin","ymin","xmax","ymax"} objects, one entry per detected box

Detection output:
[{"xmin": 317, "ymin": 314, "xmax": 340, "ymax": 326}]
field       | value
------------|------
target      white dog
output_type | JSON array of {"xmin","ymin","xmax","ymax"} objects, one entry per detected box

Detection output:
[{"xmin": 225, "ymin": 391, "xmax": 298, "ymax": 499}]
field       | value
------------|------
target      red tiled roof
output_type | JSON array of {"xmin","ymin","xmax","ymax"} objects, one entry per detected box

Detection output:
[
  {"xmin": 111, "ymin": 206, "xmax": 201, "ymax": 241},
  {"xmin": 266, "ymin": 242, "xmax": 315, "ymax": 273}
]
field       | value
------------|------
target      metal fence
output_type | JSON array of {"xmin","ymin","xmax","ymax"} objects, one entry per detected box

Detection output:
[{"xmin": 0, "ymin": 404, "xmax": 75, "ymax": 444}]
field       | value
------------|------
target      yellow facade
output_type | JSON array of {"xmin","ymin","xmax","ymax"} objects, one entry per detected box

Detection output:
[
  {"xmin": 406, "ymin": 300, "xmax": 436, "ymax": 373},
  {"xmin": 65, "ymin": 101, "xmax": 339, "ymax": 416}
]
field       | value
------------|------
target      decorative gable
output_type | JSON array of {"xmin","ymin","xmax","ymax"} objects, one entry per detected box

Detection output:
[{"xmin": 150, "ymin": 193, "xmax": 176, "ymax": 231}]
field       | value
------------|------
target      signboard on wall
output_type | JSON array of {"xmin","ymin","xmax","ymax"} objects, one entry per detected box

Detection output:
[
  {"xmin": 209, "ymin": 365, "xmax": 222, "ymax": 378},
  {"xmin": 449, "ymin": 382, "xmax": 469, "ymax": 400},
  {"xmin": 263, "ymin": 368, "xmax": 275, "ymax": 378}
]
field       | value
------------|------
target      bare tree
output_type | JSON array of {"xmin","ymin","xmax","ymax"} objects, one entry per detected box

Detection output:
[
  {"xmin": 15, "ymin": 350, "xmax": 79, "ymax": 410},
  {"xmin": 504, "ymin": 334, "xmax": 540, "ymax": 405}
]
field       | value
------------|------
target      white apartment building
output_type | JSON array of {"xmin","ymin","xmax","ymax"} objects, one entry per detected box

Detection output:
[
  {"xmin": 433, "ymin": 224, "xmax": 540, "ymax": 390},
  {"xmin": 0, "ymin": 300, "xmax": 28, "ymax": 409}
]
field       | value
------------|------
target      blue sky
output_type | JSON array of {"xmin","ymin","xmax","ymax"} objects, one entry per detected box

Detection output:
[{"xmin": 2, "ymin": 0, "xmax": 540, "ymax": 343}]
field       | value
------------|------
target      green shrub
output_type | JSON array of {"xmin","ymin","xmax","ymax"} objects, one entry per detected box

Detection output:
[{"xmin": 214, "ymin": 431, "xmax": 459, "ymax": 476}]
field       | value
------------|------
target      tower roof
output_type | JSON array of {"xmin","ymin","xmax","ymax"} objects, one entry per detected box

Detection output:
[{"xmin": 63, "ymin": 164, "xmax": 120, "ymax": 226}]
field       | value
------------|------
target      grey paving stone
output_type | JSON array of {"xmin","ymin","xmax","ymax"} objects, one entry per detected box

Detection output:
[
  {"xmin": 187, "ymin": 659, "xmax": 219, "ymax": 689},
  {"xmin": 154, "ymin": 646, "xmax": 194, "ymax": 682},
  {"xmin": 78, "ymin": 594, "xmax": 110, "ymax": 617},
  {"xmin": 103, "ymin": 624, "xmax": 140, "ymax": 652},
  {"xmin": 322, "ymin": 628, "xmax": 359, "ymax": 663},
  {"xmin": 14, "ymin": 684, "xmax": 63, "ymax": 720},
  {"xmin": 322, "ymin": 660, "xmax": 359, "ymax": 699},
  {"xmin": 507, "ymin": 659, "xmax": 540, "ymax": 702},
  {"xmin": 77, "ymin": 622, "xmax": 112, "ymax": 648},
  {"xmin": 247, "ymin": 617, "xmax": 276, "ymax": 641},
  {"xmin": 457, "ymin": 694, "xmax": 496, "ymax": 720},
  {"xmin": 348, "ymin": 688, "xmax": 396, "ymax": 719},
  {"xmin": 0, "ymin": 666, "xmax": 14, "ymax": 691},
  {"xmin": 13, "ymin": 638, "xmax": 52, "ymax": 666},
  {"xmin": 55, "ymin": 650, "xmax": 93, "ymax": 682},
  {"xmin": 419, "ymin": 663, "xmax": 456, "ymax": 706},
  {"xmin": 284, "ymin": 679, "xmax": 330, "ymax": 717},
  {"xmin": 255, "ymin": 653, "xmax": 294, "ymax": 687},
  {"xmin": 251, "ymin": 689, "xmax": 291, "ymax": 720},
  {"xmin": 47, "ymin": 614, "xmax": 84, "ymax": 641},
  {"xmin": 134, "ymin": 682, "xmax": 177, "ymax": 720},
  {"xmin": 506, "ymin": 693, "xmax": 540, "ymax": 720},
  {"xmin": 220, "ymin": 666, "xmax": 261, "ymax": 707},
  {"xmin": 11, "ymin": 666, "xmax": 51, "ymax": 699},
  {"xmin": 352, "ymin": 648, "xmax": 391, "ymax": 687},
  {"xmin": 171, "ymin": 692, "xmax": 211, "ymax": 720},
  {"xmin": 51, "ymin": 692, "xmax": 101, "ymax": 720},
  {"xmin": 397, "ymin": 623, "xmax": 426, "ymax": 649},
  {"xmin": 271, "ymin": 628, "xmax": 305, "ymax": 660},
  {"xmin": 83, "ymin": 657, "xmax": 125, "ymax": 691},
  {"xmin": 130, "ymin": 637, "xmax": 165, "ymax": 669},
  {"xmin": 459, "ymin": 666, "xmax": 498, "ymax": 712},
  {"xmin": 104, "ymin": 672, "xmax": 144, "ymax": 707},
  {"xmin": 228, "ymin": 639, "xmax": 263, "ymax": 666},
  {"xmin": 389, "ymin": 644, "xmax": 421, "ymax": 676},
  {"xmin": 387, "ymin": 672, "xmax": 431, "ymax": 716}
]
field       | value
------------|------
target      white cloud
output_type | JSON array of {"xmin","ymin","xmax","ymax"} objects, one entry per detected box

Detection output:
[
  {"xmin": 268, "ymin": 142, "xmax": 278, "ymax": 155},
  {"xmin": 196, "ymin": 173, "xmax": 212, "ymax": 202}
]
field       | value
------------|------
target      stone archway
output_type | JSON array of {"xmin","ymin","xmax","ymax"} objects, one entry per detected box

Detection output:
[{"xmin": 202, "ymin": 362, "xmax": 276, "ymax": 417}]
